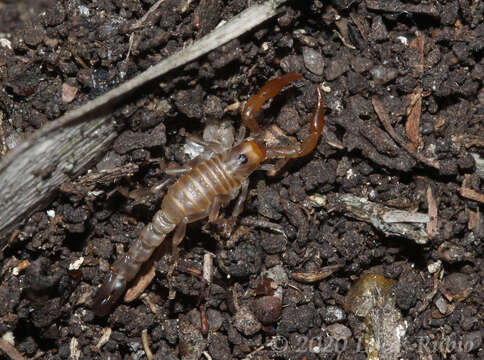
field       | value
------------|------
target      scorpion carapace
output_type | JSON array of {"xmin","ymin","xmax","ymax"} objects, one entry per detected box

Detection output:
[{"xmin": 92, "ymin": 73, "xmax": 324, "ymax": 316}]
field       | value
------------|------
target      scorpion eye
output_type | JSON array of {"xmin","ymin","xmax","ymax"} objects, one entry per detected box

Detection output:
[{"xmin": 239, "ymin": 154, "xmax": 248, "ymax": 164}]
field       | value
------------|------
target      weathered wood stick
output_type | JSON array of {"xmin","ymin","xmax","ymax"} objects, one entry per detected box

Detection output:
[{"xmin": 0, "ymin": 0, "xmax": 290, "ymax": 242}]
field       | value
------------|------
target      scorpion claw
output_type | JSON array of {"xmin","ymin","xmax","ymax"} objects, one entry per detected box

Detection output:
[{"xmin": 92, "ymin": 273, "xmax": 127, "ymax": 316}]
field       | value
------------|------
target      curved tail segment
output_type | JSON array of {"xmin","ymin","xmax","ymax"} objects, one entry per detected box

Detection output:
[
  {"xmin": 92, "ymin": 273, "xmax": 127, "ymax": 316},
  {"xmin": 92, "ymin": 218, "xmax": 172, "ymax": 316}
]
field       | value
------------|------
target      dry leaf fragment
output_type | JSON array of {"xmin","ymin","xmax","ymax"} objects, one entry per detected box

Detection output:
[
  {"xmin": 141, "ymin": 329, "xmax": 154, "ymax": 360},
  {"xmin": 124, "ymin": 264, "xmax": 156, "ymax": 302},
  {"xmin": 460, "ymin": 174, "xmax": 484, "ymax": 203},
  {"xmin": 292, "ymin": 264, "xmax": 343, "ymax": 284},
  {"xmin": 95, "ymin": 327, "xmax": 112, "ymax": 349},
  {"xmin": 426, "ymin": 186, "xmax": 438, "ymax": 238},
  {"xmin": 467, "ymin": 208, "xmax": 480, "ymax": 230},
  {"xmin": 452, "ymin": 134, "xmax": 484, "ymax": 148},
  {"xmin": 409, "ymin": 34, "xmax": 425, "ymax": 72},
  {"xmin": 373, "ymin": 97, "xmax": 440, "ymax": 170},
  {"xmin": 405, "ymin": 87, "xmax": 424, "ymax": 149}
]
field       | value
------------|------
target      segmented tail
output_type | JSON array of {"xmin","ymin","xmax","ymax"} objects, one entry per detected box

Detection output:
[{"xmin": 92, "ymin": 219, "xmax": 173, "ymax": 315}]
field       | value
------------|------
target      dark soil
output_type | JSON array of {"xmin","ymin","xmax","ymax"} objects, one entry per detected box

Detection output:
[{"xmin": 0, "ymin": 0, "xmax": 483, "ymax": 359}]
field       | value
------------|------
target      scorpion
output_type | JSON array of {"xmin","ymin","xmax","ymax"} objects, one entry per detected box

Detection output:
[{"xmin": 92, "ymin": 73, "xmax": 324, "ymax": 316}]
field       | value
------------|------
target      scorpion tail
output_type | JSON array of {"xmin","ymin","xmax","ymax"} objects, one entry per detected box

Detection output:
[{"xmin": 92, "ymin": 272, "xmax": 127, "ymax": 316}]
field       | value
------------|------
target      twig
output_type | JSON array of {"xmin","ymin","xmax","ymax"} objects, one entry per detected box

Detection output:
[
  {"xmin": 309, "ymin": 193, "xmax": 430, "ymax": 244},
  {"xmin": 0, "ymin": 112, "xmax": 7, "ymax": 157},
  {"xmin": 405, "ymin": 87, "xmax": 423, "ymax": 148},
  {"xmin": 460, "ymin": 174, "xmax": 484, "ymax": 203},
  {"xmin": 126, "ymin": 0, "xmax": 168, "ymax": 61},
  {"xmin": 95, "ymin": 327, "xmax": 112, "ymax": 349},
  {"xmin": 372, "ymin": 97, "xmax": 440, "ymax": 170},
  {"xmin": 452, "ymin": 134, "xmax": 484, "ymax": 149},
  {"xmin": 242, "ymin": 344, "xmax": 266, "ymax": 360},
  {"xmin": 202, "ymin": 351, "xmax": 213, "ymax": 360},
  {"xmin": 417, "ymin": 270, "xmax": 440, "ymax": 313},
  {"xmin": 366, "ymin": 0, "xmax": 440, "ymax": 17},
  {"xmin": 202, "ymin": 252, "xmax": 214, "ymax": 284},
  {"xmin": 141, "ymin": 330, "xmax": 154, "ymax": 360},
  {"xmin": 0, "ymin": 0, "xmax": 291, "ymax": 241},
  {"xmin": 124, "ymin": 263, "xmax": 156, "ymax": 302},
  {"xmin": 240, "ymin": 217, "xmax": 287, "ymax": 237},
  {"xmin": 0, "ymin": 338, "xmax": 26, "ymax": 360}
]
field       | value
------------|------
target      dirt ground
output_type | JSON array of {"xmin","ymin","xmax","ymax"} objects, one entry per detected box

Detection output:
[{"xmin": 0, "ymin": 0, "xmax": 483, "ymax": 359}]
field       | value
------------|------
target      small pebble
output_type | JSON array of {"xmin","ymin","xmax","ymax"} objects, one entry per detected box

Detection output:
[
  {"xmin": 369, "ymin": 16, "xmax": 389, "ymax": 42},
  {"xmin": 96, "ymin": 151, "xmax": 123, "ymax": 171},
  {"xmin": 203, "ymin": 95, "xmax": 224, "ymax": 119},
  {"xmin": 326, "ymin": 323, "xmax": 352, "ymax": 341},
  {"xmin": 427, "ymin": 260, "xmax": 441, "ymax": 274},
  {"xmin": 280, "ymin": 54, "xmax": 304, "ymax": 74},
  {"xmin": 303, "ymin": 47, "xmax": 324, "ymax": 75},
  {"xmin": 351, "ymin": 56, "xmax": 374, "ymax": 73},
  {"xmin": 435, "ymin": 296, "xmax": 451, "ymax": 315},
  {"xmin": 478, "ymin": 88, "xmax": 484, "ymax": 105},
  {"xmin": 62, "ymin": 83, "xmax": 78, "ymax": 103},
  {"xmin": 233, "ymin": 306, "xmax": 261, "ymax": 336},
  {"xmin": 438, "ymin": 242, "xmax": 468, "ymax": 263},
  {"xmin": 442, "ymin": 273, "xmax": 473, "ymax": 300},
  {"xmin": 6, "ymin": 132, "xmax": 23, "ymax": 151},
  {"xmin": 370, "ymin": 65, "xmax": 398, "ymax": 84},
  {"xmin": 322, "ymin": 305, "xmax": 345, "ymax": 323},
  {"xmin": 263, "ymin": 265, "xmax": 289, "ymax": 285},
  {"xmin": 206, "ymin": 309, "xmax": 224, "ymax": 332},
  {"xmin": 462, "ymin": 331, "xmax": 482, "ymax": 352},
  {"xmin": 252, "ymin": 296, "xmax": 282, "ymax": 325},
  {"xmin": 325, "ymin": 58, "xmax": 349, "ymax": 81}
]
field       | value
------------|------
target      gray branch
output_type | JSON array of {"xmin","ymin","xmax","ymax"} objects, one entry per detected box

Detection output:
[
  {"xmin": 0, "ymin": 0, "xmax": 290, "ymax": 242},
  {"xmin": 308, "ymin": 193, "xmax": 430, "ymax": 244}
]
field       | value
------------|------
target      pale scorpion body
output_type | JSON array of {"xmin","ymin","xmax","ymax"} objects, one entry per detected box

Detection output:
[{"xmin": 92, "ymin": 73, "xmax": 324, "ymax": 316}]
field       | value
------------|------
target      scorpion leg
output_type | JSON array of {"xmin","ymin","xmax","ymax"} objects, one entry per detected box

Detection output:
[
  {"xmin": 266, "ymin": 84, "xmax": 324, "ymax": 159},
  {"xmin": 212, "ymin": 179, "xmax": 250, "ymax": 238},
  {"xmin": 168, "ymin": 209, "xmax": 213, "ymax": 299},
  {"xmin": 172, "ymin": 219, "xmax": 188, "ymax": 261},
  {"xmin": 171, "ymin": 210, "xmax": 212, "ymax": 261},
  {"xmin": 186, "ymin": 134, "xmax": 226, "ymax": 153},
  {"xmin": 242, "ymin": 73, "xmax": 303, "ymax": 134},
  {"xmin": 208, "ymin": 195, "xmax": 228, "ymax": 223},
  {"xmin": 166, "ymin": 137, "xmax": 227, "ymax": 177},
  {"xmin": 151, "ymin": 177, "xmax": 177, "ymax": 193},
  {"xmin": 208, "ymin": 197, "xmax": 222, "ymax": 223},
  {"xmin": 165, "ymin": 164, "xmax": 193, "ymax": 176},
  {"xmin": 167, "ymin": 219, "xmax": 188, "ymax": 299},
  {"xmin": 231, "ymin": 178, "xmax": 249, "ymax": 220}
]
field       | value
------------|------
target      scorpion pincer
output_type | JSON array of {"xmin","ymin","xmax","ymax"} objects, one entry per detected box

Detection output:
[{"xmin": 92, "ymin": 73, "xmax": 324, "ymax": 316}]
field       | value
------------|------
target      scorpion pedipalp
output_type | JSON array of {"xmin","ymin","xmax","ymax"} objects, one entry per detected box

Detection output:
[
  {"xmin": 242, "ymin": 72, "xmax": 325, "ymax": 171},
  {"xmin": 266, "ymin": 84, "xmax": 324, "ymax": 159},
  {"xmin": 242, "ymin": 72, "xmax": 304, "ymax": 134}
]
